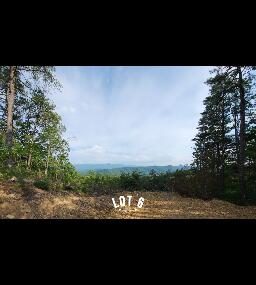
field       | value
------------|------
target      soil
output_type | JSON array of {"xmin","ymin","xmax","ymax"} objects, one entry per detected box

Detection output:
[{"xmin": 1, "ymin": 182, "xmax": 256, "ymax": 219}]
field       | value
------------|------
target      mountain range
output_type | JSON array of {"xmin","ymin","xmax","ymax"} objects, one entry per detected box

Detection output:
[{"xmin": 73, "ymin": 163, "xmax": 189, "ymax": 175}]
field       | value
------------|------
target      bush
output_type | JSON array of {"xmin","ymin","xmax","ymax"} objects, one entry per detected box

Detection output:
[
  {"xmin": 80, "ymin": 171, "xmax": 119, "ymax": 194},
  {"xmin": 144, "ymin": 171, "xmax": 174, "ymax": 192},
  {"xmin": 173, "ymin": 169, "xmax": 214, "ymax": 199},
  {"xmin": 119, "ymin": 170, "xmax": 174, "ymax": 192},
  {"xmin": 119, "ymin": 171, "xmax": 144, "ymax": 191},
  {"xmin": 34, "ymin": 180, "xmax": 50, "ymax": 191}
]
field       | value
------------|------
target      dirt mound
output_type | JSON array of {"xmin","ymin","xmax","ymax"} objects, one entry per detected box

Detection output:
[{"xmin": 1, "ymin": 183, "xmax": 256, "ymax": 219}]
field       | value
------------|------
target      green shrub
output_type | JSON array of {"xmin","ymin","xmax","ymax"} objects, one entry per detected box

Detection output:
[
  {"xmin": 34, "ymin": 180, "xmax": 50, "ymax": 191},
  {"xmin": 119, "ymin": 171, "xmax": 143, "ymax": 191},
  {"xmin": 173, "ymin": 169, "xmax": 214, "ymax": 199},
  {"xmin": 80, "ymin": 171, "xmax": 119, "ymax": 194}
]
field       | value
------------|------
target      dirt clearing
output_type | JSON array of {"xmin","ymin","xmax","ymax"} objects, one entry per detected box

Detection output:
[{"xmin": 1, "ymin": 183, "xmax": 256, "ymax": 219}]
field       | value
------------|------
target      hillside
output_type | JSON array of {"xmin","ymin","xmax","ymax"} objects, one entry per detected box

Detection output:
[
  {"xmin": 73, "ymin": 163, "xmax": 128, "ymax": 172},
  {"xmin": 74, "ymin": 164, "xmax": 189, "ymax": 175}
]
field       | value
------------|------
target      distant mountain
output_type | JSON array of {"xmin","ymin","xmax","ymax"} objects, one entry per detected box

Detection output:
[
  {"xmin": 95, "ymin": 165, "xmax": 187, "ymax": 175},
  {"xmin": 73, "ymin": 163, "xmax": 189, "ymax": 175},
  {"xmin": 73, "ymin": 163, "xmax": 133, "ymax": 173}
]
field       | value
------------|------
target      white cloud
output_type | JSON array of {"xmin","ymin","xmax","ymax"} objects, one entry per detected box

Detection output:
[
  {"xmin": 57, "ymin": 106, "xmax": 76, "ymax": 114},
  {"xmin": 51, "ymin": 66, "xmax": 211, "ymax": 165}
]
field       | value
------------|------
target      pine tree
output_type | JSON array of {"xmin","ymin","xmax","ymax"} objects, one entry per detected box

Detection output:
[
  {"xmin": 193, "ymin": 71, "xmax": 231, "ymax": 194},
  {"xmin": 192, "ymin": 66, "xmax": 256, "ymax": 199}
]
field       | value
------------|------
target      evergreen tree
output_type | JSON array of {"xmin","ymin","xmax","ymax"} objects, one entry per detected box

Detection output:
[{"xmin": 193, "ymin": 66, "xmax": 256, "ymax": 199}]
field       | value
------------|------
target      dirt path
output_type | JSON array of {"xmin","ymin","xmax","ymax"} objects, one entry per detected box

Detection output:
[{"xmin": 1, "ymin": 183, "xmax": 256, "ymax": 219}]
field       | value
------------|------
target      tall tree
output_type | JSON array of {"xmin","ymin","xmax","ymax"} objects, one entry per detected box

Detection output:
[
  {"xmin": 2, "ymin": 66, "xmax": 59, "ymax": 168},
  {"xmin": 220, "ymin": 66, "xmax": 255, "ymax": 199},
  {"xmin": 193, "ymin": 66, "xmax": 256, "ymax": 199},
  {"xmin": 6, "ymin": 66, "xmax": 16, "ymax": 167},
  {"xmin": 193, "ymin": 71, "xmax": 231, "ymax": 193}
]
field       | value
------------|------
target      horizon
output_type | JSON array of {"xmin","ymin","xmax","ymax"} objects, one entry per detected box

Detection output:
[
  {"xmin": 72, "ymin": 163, "xmax": 188, "ymax": 173},
  {"xmin": 50, "ymin": 66, "xmax": 211, "ymax": 165},
  {"xmin": 72, "ymin": 162, "xmax": 187, "ymax": 167}
]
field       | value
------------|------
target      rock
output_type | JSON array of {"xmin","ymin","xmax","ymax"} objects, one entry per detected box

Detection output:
[
  {"xmin": 6, "ymin": 214, "xmax": 15, "ymax": 219},
  {"xmin": 9, "ymin": 176, "xmax": 17, "ymax": 183},
  {"xmin": 34, "ymin": 188, "xmax": 45, "ymax": 194}
]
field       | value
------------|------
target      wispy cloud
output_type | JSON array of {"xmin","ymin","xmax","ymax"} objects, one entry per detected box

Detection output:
[{"xmin": 50, "ymin": 66, "xmax": 211, "ymax": 165}]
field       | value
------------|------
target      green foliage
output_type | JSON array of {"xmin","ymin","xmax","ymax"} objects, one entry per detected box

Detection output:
[
  {"xmin": 77, "ymin": 170, "xmax": 176, "ymax": 195},
  {"xmin": 79, "ymin": 171, "xmax": 120, "ymax": 194},
  {"xmin": 172, "ymin": 170, "xmax": 215, "ymax": 199},
  {"xmin": 75, "ymin": 169, "xmax": 210, "ymax": 198},
  {"xmin": 120, "ymin": 171, "xmax": 142, "ymax": 190},
  {"xmin": 34, "ymin": 180, "xmax": 50, "ymax": 191},
  {"xmin": 192, "ymin": 66, "xmax": 256, "ymax": 201},
  {"xmin": 0, "ymin": 66, "xmax": 79, "ymax": 191}
]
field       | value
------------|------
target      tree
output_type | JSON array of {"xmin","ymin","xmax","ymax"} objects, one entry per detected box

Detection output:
[
  {"xmin": 219, "ymin": 66, "xmax": 255, "ymax": 199},
  {"xmin": 192, "ymin": 66, "xmax": 256, "ymax": 200},
  {"xmin": 2, "ymin": 66, "xmax": 60, "ymax": 168},
  {"xmin": 192, "ymin": 71, "xmax": 231, "ymax": 194}
]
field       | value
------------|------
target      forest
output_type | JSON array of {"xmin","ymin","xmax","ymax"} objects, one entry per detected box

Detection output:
[{"xmin": 0, "ymin": 66, "xmax": 256, "ymax": 219}]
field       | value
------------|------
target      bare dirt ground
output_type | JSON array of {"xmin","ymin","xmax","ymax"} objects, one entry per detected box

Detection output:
[{"xmin": 1, "ymin": 182, "xmax": 256, "ymax": 219}]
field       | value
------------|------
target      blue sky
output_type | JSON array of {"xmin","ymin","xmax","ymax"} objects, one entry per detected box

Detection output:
[{"xmin": 50, "ymin": 66, "xmax": 211, "ymax": 166}]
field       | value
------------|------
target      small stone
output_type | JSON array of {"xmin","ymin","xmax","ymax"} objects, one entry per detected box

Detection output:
[
  {"xmin": 6, "ymin": 214, "xmax": 15, "ymax": 219},
  {"xmin": 9, "ymin": 176, "xmax": 17, "ymax": 183},
  {"xmin": 34, "ymin": 188, "xmax": 45, "ymax": 194}
]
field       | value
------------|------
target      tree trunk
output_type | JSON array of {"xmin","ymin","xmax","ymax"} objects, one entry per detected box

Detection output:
[
  {"xmin": 27, "ymin": 137, "xmax": 35, "ymax": 170},
  {"xmin": 220, "ymin": 95, "xmax": 225, "ymax": 192},
  {"xmin": 45, "ymin": 144, "xmax": 51, "ymax": 176},
  {"xmin": 6, "ymin": 66, "xmax": 16, "ymax": 167},
  {"xmin": 27, "ymin": 152, "xmax": 32, "ymax": 169},
  {"xmin": 237, "ymin": 67, "xmax": 246, "ymax": 200},
  {"xmin": 233, "ymin": 105, "xmax": 240, "ymax": 166}
]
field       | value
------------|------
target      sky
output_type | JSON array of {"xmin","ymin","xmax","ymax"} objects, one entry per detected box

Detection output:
[{"xmin": 50, "ymin": 66, "xmax": 211, "ymax": 166}]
